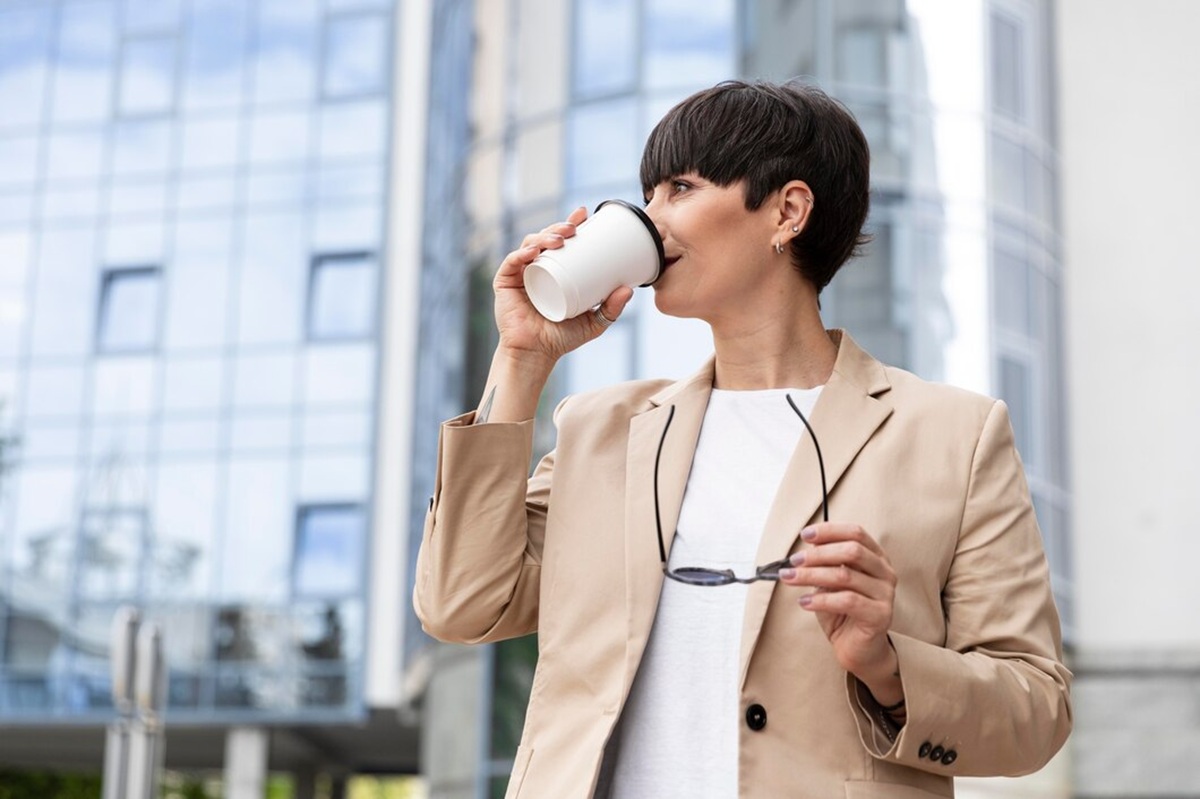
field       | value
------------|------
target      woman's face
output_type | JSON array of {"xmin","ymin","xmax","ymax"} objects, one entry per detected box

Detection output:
[{"xmin": 643, "ymin": 173, "xmax": 784, "ymax": 323}]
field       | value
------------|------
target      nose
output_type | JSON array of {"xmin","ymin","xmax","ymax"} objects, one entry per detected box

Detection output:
[{"xmin": 643, "ymin": 194, "xmax": 666, "ymax": 240}]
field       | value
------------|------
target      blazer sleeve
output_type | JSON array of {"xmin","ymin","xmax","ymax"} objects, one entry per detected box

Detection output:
[
  {"xmin": 847, "ymin": 399, "xmax": 1073, "ymax": 776},
  {"xmin": 412, "ymin": 408, "xmax": 556, "ymax": 645}
]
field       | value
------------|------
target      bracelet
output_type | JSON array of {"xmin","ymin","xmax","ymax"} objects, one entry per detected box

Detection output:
[{"xmin": 878, "ymin": 697, "xmax": 906, "ymax": 713}]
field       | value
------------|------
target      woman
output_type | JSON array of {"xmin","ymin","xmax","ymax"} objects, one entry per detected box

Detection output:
[{"xmin": 414, "ymin": 80, "xmax": 1071, "ymax": 798}]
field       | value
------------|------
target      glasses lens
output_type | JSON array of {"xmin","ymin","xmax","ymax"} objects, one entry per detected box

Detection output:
[{"xmin": 671, "ymin": 568, "xmax": 736, "ymax": 586}]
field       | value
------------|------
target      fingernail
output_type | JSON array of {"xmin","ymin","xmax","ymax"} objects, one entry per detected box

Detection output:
[
  {"xmin": 546, "ymin": 233, "xmax": 564, "ymax": 242},
  {"xmin": 801, "ymin": 527, "xmax": 817, "ymax": 541},
  {"xmin": 779, "ymin": 568, "xmax": 796, "ymax": 580},
  {"xmin": 789, "ymin": 552, "xmax": 805, "ymax": 566},
  {"xmin": 798, "ymin": 594, "xmax": 813, "ymax": 607}
]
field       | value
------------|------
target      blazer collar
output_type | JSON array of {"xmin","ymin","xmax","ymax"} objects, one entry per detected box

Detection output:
[{"xmin": 621, "ymin": 330, "xmax": 894, "ymax": 692}]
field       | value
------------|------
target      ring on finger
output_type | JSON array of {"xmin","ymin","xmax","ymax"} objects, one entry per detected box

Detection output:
[{"xmin": 594, "ymin": 307, "xmax": 615, "ymax": 327}]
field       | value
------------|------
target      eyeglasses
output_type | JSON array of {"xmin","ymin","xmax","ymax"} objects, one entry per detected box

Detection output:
[{"xmin": 654, "ymin": 394, "xmax": 828, "ymax": 586}]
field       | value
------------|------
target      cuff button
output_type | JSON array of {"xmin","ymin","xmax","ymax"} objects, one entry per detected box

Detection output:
[
  {"xmin": 941, "ymin": 749, "xmax": 958, "ymax": 766},
  {"xmin": 918, "ymin": 742, "xmax": 932, "ymax": 759},
  {"xmin": 929, "ymin": 745, "xmax": 945, "ymax": 761}
]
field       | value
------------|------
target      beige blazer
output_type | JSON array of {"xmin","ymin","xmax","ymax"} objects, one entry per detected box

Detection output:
[{"xmin": 415, "ymin": 331, "xmax": 1071, "ymax": 798}]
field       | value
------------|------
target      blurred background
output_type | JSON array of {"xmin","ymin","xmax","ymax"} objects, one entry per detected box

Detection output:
[{"xmin": 0, "ymin": 0, "xmax": 1196, "ymax": 797}]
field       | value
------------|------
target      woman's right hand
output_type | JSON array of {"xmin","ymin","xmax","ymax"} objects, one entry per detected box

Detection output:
[{"xmin": 492, "ymin": 206, "xmax": 634, "ymax": 370}]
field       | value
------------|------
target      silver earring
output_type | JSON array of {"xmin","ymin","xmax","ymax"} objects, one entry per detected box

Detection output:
[
  {"xmin": 791, "ymin": 225, "xmax": 800, "ymax": 233},
  {"xmin": 774, "ymin": 241, "xmax": 784, "ymax": 255}
]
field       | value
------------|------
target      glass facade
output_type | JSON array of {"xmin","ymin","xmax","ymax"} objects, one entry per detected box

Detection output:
[
  {"xmin": 463, "ymin": 0, "xmax": 1072, "ymax": 792},
  {"xmin": 0, "ymin": 0, "xmax": 398, "ymax": 722}
]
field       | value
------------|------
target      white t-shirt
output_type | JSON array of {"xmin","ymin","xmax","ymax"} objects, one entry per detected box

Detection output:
[{"xmin": 608, "ymin": 386, "xmax": 823, "ymax": 799}]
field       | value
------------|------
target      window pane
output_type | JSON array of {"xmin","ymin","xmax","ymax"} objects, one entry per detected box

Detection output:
[
  {"xmin": 11, "ymin": 466, "xmax": 78, "ymax": 613},
  {"xmin": 78, "ymin": 508, "xmax": 146, "ymax": 600},
  {"xmin": 181, "ymin": 115, "xmax": 241, "ymax": 171},
  {"xmin": 235, "ymin": 211, "xmax": 305, "ymax": 346},
  {"xmin": 30, "ymin": 226, "xmax": 97, "ymax": 358},
  {"xmin": 183, "ymin": 0, "xmax": 249, "ymax": 111},
  {"xmin": 249, "ymin": 109, "xmax": 312, "ymax": 165},
  {"xmin": 164, "ymin": 217, "xmax": 234, "ymax": 352},
  {"xmin": 123, "ymin": 0, "xmax": 182, "ymax": 33},
  {"xmin": 220, "ymin": 459, "xmax": 291, "ymax": 602},
  {"xmin": 51, "ymin": 1, "xmax": 117, "ymax": 125},
  {"xmin": 0, "ymin": 135, "xmax": 41, "ymax": 189},
  {"xmin": 294, "ymin": 505, "xmax": 365, "ymax": 597},
  {"xmin": 253, "ymin": 0, "xmax": 319, "ymax": 105},
  {"xmin": 233, "ymin": 353, "xmax": 297, "ymax": 409},
  {"xmin": 309, "ymin": 253, "xmax": 377, "ymax": 340},
  {"xmin": 994, "ymin": 245, "xmax": 1031, "ymax": 335},
  {"xmin": 0, "ymin": 7, "xmax": 53, "ymax": 132},
  {"xmin": 990, "ymin": 11, "xmax": 1024, "ymax": 122},
  {"xmin": 91, "ymin": 357, "xmax": 157, "ymax": 416},
  {"xmin": 643, "ymin": 0, "xmax": 735, "ymax": 91},
  {"xmin": 318, "ymin": 100, "xmax": 386, "ymax": 161},
  {"xmin": 573, "ymin": 0, "xmax": 636, "ymax": 97},
  {"xmin": 149, "ymin": 460, "xmax": 218, "ymax": 599},
  {"xmin": 119, "ymin": 36, "xmax": 176, "ymax": 116},
  {"xmin": 23, "ymin": 365, "xmax": 87, "ymax": 420},
  {"xmin": 98, "ymin": 268, "xmax": 161, "ymax": 353},
  {"xmin": 999, "ymin": 355, "xmax": 1033, "ymax": 465},
  {"xmin": 45, "ymin": 128, "xmax": 106, "ymax": 182},
  {"xmin": 323, "ymin": 14, "xmax": 389, "ymax": 97},
  {"xmin": 302, "ymin": 344, "xmax": 375, "ymax": 405},
  {"xmin": 569, "ymin": 98, "xmax": 638, "ymax": 190},
  {"xmin": 162, "ymin": 356, "xmax": 224, "ymax": 413}
]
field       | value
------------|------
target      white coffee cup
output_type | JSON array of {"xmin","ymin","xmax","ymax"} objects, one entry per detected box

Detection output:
[{"xmin": 523, "ymin": 199, "xmax": 665, "ymax": 322}]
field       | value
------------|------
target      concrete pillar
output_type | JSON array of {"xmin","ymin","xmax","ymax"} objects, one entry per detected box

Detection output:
[{"xmin": 224, "ymin": 727, "xmax": 269, "ymax": 799}]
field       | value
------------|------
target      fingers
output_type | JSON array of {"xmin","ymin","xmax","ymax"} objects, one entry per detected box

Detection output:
[
  {"xmin": 780, "ymin": 522, "xmax": 896, "ymax": 610},
  {"xmin": 590, "ymin": 286, "xmax": 634, "ymax": 329},
  {"xmin": 499, "ymin": 208, "xmax": 589, "ymax": 289}
]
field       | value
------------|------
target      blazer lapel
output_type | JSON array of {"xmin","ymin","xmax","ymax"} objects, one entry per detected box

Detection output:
[
  {"xmin": 739, "ymin": 333, "xmax": 894, "ymax": 687},
  {"xmin": 622, "ymin": 362, "xmax": 713, "ymax": 693}
]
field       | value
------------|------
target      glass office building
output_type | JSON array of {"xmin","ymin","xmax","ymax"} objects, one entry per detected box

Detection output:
[
  {"xmin": 0, "ymin": 0, "xmax": 473, "ymax": 786},
  {"xmin": 439, "ymin": 0, "xmax": 1071, "ymax": 795}
]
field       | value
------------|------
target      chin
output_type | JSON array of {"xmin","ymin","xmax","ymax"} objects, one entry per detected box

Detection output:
[{"xmin": 652, "ymin": 287, "xmax": 703, "ymax": 321}]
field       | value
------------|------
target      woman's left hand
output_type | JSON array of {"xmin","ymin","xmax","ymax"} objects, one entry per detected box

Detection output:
[{"xmin": 780, "ymin": 522, "xmax": 902, "ymax": 702}]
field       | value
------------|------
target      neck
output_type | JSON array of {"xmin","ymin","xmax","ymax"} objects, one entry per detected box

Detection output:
[{"xmin": 710, "ymin": 310, "xmax": 837, "ymax": 390}]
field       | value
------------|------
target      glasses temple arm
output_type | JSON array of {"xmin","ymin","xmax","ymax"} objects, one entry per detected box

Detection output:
[
  {"xmin": 653, "ymin": 405, "xmax": 676, "ymax": 564},
  {"xmin": 786, "ymin": 394, "xmax": 829, "ymax": 523}
]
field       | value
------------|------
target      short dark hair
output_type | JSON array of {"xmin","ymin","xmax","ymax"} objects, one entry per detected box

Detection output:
[{"xmin": 640, "ymin": 80, "xmax": 871, "ymax": 292}]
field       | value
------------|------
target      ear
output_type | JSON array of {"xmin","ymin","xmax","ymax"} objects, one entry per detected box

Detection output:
[{"xmin": 775, "ymin": 180, "xmax": 815, "ymax": 239}]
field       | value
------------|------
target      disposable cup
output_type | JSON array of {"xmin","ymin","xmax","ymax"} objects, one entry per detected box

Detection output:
[{"xmin": 523, "ymin": 200, "xmax": 665, "ymax": 322}]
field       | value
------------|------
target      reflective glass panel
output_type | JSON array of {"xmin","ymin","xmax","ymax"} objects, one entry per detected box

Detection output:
[
  {"xmin": 249, "ymin": 109, "xmax": 312, "ymax": 165},
  {"xmin": 568, "ymin": 98, "xmax": 637, "ymax": 189},
  {"xmin": 22, "ymin": 365, "xmax": 86, "ymax": 420},
  {"xmin": 104, "ymin": 220, "xmax": 165, "ymax": 264},
  {"xmin": 298, "ymin": 454, "xmax": 369, "ymax": 503},
  {"xmin": 214, "ymin": 606, "xmax": 289, "ymax": 665},
  {"xmin": 91, "ymin": 357, "xmax": 157, "ymax": 417},
  {"xmin": 322, "ymin": 13, "xmax": 389, "ymax": 98},
  {"xmin": 233, "ymin": 352, "xmax": 297, "ymax": 409},
  {"xmin": 78, "ymin": 508, "xmax": 146, "ymax": 600},
  {"xmin": 318, "ymin": 100, "xmax": 387, "ymax": 161},
  {"xmin": 123, "ymin": 0, "xmax": 182, "ymax": 33},
  {"xmin": 180, "ymin": 116, "xmax": 241, "ymax": 171},
  {"xmin": 30, "ymin": 226, "xmax": 97, "ymax": 358},
  {"xmin": 119, "ymin": 36, "xmax": 176, "ymax": 116},
  {"xmin": 293, "ymin": 505, "xmax": 364, "ymax": 598},
  {"xmin": 235, "ymin": 211, "xmax": 305, "ymax": 346},
  {"xmin": 308, "ymin": 252, "xmax": 377, "ymax": 340},
  {"xmin": 21, "ymin": 422, "xmax": 82, "ymax": 464},
  {"xmin": 41, "ymin": 185, "xmax": 102, "ymax": 221},
  {"xmin": 149, "ymin": 460, "xmax": 218, "ymax": 599},
  {"xmin": 0, "ymin": 7, "xmax": 53, "ymax": 132},
  {"xmin": 643, "ymin": 0, "xmax": 735, "ymax": 91},
  {"xmin": 11, "ymin": 466, "xmax": 78, "ymax": 611},
  {"xmin": 50, "ymin": 1, "xmax": 117, "ymax": 125},
  {"xmin": 157, "ymin": 418, "xmax": 221, "ymax": 455},
  {"xmin": 109, "ymin": 180, "xmax": 169, "ymax": 218},
  {"xmin": 219, "ymin": 459, "xmax": 292, "ymax": 602},
  {"xmin": 294, "ymin": 600, "xmax": 362, "ymax": 666},
  {"xmin": 164, "ymin": 217, "xmax": 233, "ymax": 351},
  {"xmin": 97, "ymin": 268, "xmax": 161, "ymax": 354},
  {"xmin": 230, "ymin": 414, "xmax": 293, "ymax": 454},
  {"xmin": 0, "ymin": 135, "xmax": 41, "ymax": 189},
  {"xmin": 302, "ymin": 344, "xmax": 375, "ymax": 406},
  {"xmin": 999, "ymin": 355, "xmax": 1033, "ymax": 464},
  {"xmin": 313, "ymin": 203, "xmax": 382, "ymax": 252},
  {"xmin": 182, "ymin": 0, "xmax": 248, "ymax": 111},
  {"xmin": 45, "ymin": 129, "xmax": 106, "ymax": 182},
  {"xmin": 573, "ymin": 0, "xmax": 636, "ymax": 97},
  {"xmin": 162, "ymin": 356, "xmax": 224, "ymax": 413},
  {"xmin": 990, "ymin": 10, "xmax": 1024, "ymax": 122},
  {"xmin": 301, "ymin": 410, "xmax": 371, "ymax": 449},
  {"xmin": 253, "ymin": 0, "xmax": 319, "ymax": 105}
]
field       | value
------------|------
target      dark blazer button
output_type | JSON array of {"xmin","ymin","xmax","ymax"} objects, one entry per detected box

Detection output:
[
  {"xmin": 929, "ymin": 745, "xmax": 945, "ymax": 761},
  {"xmin": 745, "ymin": 704, "xmax": 767, "ymax": 731},
  {"xmin": 941, "ymin": 749, "xmax": 958, "ymax": 766},
  {"xmin": 918, "ymin": 741, "xmax": 932, "ymax": 759}
]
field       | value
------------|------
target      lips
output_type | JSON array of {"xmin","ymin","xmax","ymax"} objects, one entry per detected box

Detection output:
[{"xmin": 664, "ymin": 255, "xmax": 682, "ymax": 270}]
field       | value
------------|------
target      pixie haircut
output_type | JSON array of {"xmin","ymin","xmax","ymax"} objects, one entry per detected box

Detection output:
[{"xmin": 640, "ymin": 80, "xmax": 871, "ymax": 292}]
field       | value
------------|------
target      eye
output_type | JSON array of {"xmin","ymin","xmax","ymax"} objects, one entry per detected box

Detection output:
[{"xmin": 671, "ymin": 179, "xmax": 692, "ymax": 194}]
